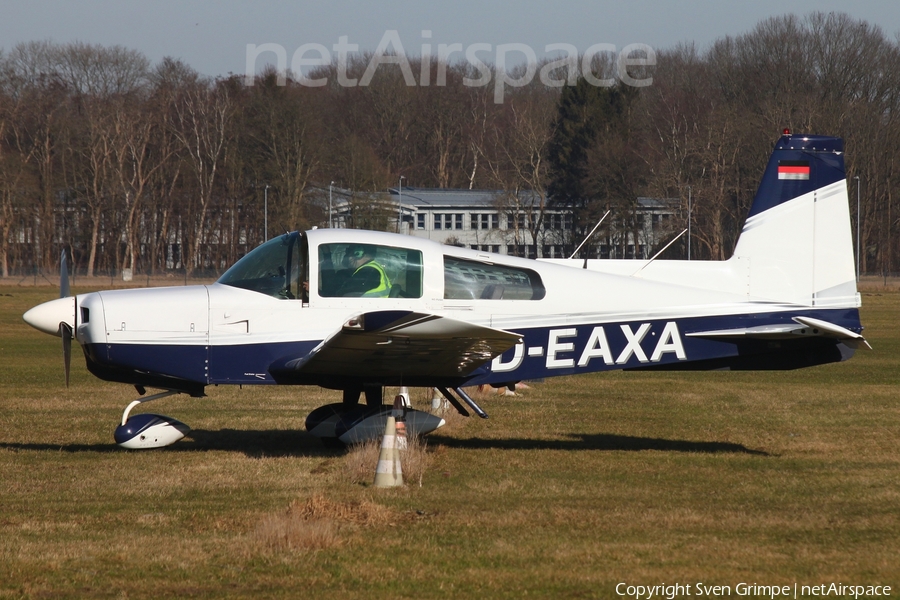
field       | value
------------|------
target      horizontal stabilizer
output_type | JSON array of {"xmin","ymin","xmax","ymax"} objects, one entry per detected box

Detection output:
[
  {"xmin": 687, "ymin": 316, "xmax": 870, "ymax": 349},
  {"xmin": 685, "ymin": 324, "xmax": 806, "ymax": 339},
  {"xmin": 792, "ymin": 316, "xmax": 871, "ymax": 349}
]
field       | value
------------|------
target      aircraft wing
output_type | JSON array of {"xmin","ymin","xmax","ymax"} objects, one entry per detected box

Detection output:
[
  {"xmin": 269, "ymin": 310, "xmax": 522, "ymax": 382},
  {"xmin": 686, "ymin": 316, "xmax": 871, "ymax": 349}
]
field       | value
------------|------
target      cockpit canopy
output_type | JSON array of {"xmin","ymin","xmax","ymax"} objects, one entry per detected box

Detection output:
[{"xmin": 218, "ymin": 230, "xmax": 545, "ymax": 302}]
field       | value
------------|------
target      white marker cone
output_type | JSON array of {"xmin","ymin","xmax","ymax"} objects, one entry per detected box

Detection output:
[
  {"xmin": 373, "ymin": 416, "xmax": 403, "ymax": 488},
  {"xmin": 394, "ymin": 417, "xmax": 408, "ymax": 451},
  {"xmin": 392, "ymin": 394, "xmax": 408, "ymax": 450}
]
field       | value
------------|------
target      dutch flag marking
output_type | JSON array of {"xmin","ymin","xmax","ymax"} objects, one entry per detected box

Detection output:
[{"xmin": 778, "ymin": 161, "xmax": 810, "ymax": 180}]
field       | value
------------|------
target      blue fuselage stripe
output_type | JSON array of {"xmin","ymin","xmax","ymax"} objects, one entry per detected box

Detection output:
[{"xmin": 84, "ymin": 308, "xmax": 861, "ymax": 388}]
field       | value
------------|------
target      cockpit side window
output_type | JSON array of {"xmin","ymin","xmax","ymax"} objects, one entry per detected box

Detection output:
[
  {"xmin": 318, "ymin": 243, "xmax": 423, "ymax": 298},
  {"xmin": 218, "ymin": 232, "xmax": 308, "ymax": 300},
  {"xmin": 443, "ymin": 255, "xmax": 545, "ymax": 300}
]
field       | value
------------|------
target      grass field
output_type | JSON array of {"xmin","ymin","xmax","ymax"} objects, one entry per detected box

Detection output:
[{"xmin": 1, "ymin": 286, "xmax": 898, "ymax": 599}]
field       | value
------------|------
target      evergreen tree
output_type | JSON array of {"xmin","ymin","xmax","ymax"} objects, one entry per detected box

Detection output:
[{"xmin": 547, "ymin": 79, "xmax": 640, "ymax": 253}]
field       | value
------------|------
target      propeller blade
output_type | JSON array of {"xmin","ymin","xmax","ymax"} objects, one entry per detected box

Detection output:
[
  {"xmin": 60, "ymin": 249, "xmax": 70, "ymax": 299},
  {"xmin": 60, "ymin": 251, "xmax": 72, "ymax": 386},
  {"xmin": 60, "ymin": 322, "xmax": 72, "ymax": 387}
]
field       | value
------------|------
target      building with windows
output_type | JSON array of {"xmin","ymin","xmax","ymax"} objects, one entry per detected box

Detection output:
[{"xmin": 331, "ymin": 187, "xmax": 680, "ymax": 259}]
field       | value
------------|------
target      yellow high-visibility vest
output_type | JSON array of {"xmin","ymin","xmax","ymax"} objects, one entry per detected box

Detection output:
[{"xmin": 356, "ymin": 260, "xmax": 391, "ymax": 297}]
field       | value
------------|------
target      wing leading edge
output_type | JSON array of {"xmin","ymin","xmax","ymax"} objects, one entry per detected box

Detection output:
[{"xmin": 268, "ymin": 310, "xmax": 522, "ymax": 386}]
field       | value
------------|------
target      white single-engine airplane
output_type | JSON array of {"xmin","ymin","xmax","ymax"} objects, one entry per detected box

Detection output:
[{"xmin": 24, "ymin": 132, "xmax": 868, "ymax": 448}]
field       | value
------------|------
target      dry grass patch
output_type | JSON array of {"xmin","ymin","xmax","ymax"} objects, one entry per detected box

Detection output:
[
  {"xmin": 289, "ymin": 493, "xmax": 394, "ymax": 525},
  {"xmin": 250, "ymin": 494, "xmax": 395, "ymax": 554},
  {"xmin": 252, "ymin": 514, "xmax": 340, "ymax": 553}
]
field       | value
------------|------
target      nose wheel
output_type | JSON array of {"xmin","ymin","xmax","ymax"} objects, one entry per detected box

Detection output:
[{"xmin": 114, "ymin": 390, "xmax": 189, "ymax": 449}]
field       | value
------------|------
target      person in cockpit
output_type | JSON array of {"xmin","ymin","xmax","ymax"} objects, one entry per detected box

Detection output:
[{"xmin": 337, "ymin": 244, "xmax": 391, "ymax": 297}]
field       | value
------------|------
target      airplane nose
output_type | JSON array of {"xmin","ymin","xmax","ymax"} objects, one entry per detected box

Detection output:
[{"xmin": 23, "ymin": 297, "xmax": 76, "ymax": 336}]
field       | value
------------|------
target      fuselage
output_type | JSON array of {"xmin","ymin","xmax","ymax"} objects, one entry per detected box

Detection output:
[{"xmin": 47, "ymin": 227, "xmax": 861, "ymax": 395}]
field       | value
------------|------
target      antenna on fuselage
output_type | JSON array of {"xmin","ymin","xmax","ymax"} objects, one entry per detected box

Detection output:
[
  {"xmin": 631, "ymin": 229, "xmax": 687, "ymax": 277},
  {"xmin": 569, "ymin": 210, "xmax": 611, "ymax": 260}
]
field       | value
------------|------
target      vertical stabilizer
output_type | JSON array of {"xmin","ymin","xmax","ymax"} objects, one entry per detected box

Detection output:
[{"xmin": 732, "ymin": 133, "xmax": 858, "ymax": 307}]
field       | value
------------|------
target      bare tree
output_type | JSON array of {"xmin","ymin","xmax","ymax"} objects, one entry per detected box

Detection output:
[
  {"xmin": 0, "ymin": 62, "xmax": 40, "ymax": 276},
  {"xmin": 244, "ymin": 70, "xmax": 323, "ymax": 232},
  {"xmin": 484, "ymin": 75, "xmax": 558, "ymax": 257},
  {"xmin": 170, "ymin": 78, "xmax": 234, "ymax": 273},
  {"xmin": 112, "ymin": 92, "xmax": 176, "ymax": 273}
]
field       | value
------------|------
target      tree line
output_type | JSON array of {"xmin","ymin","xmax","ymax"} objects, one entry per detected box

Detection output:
[{"xmin": 1, "ymin": 11, "xmax": 898, "ymax": 277}]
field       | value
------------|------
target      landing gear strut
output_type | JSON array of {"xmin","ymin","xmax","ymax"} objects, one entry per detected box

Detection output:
[
  {"xmin": 120, "ymin": 390, "xmax": 179, "ymax": 425},
  {"xmin": 342, "ymin": 385, "xmax": 383, "ymax": 407},
  {"xmin": 436, "ymin": 387, "xmax": 489, "ymax": 418}
]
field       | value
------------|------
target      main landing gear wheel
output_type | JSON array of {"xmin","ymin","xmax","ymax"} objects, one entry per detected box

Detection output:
[{"xmin": 307, "ymin": 386, "xmax": 445, "ymax": 445}]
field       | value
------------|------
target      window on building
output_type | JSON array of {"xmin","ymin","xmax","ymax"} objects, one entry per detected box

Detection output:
[
  {"xmin": 417, "ymin": 213, "xmax": 426, "ymax": 230},
  {"xmin": 545, "ymin": 214, "xmax": 557, "ymax": 230},
  {"xmin": 506, "ymin": 213, "xmax": 528, "ymax": 230},
  {"xmin": 543, "ymin": 244, "xmax": 566, "ymax": 258},
  {"xmin": 470, "ymin": 244, "xmax": 501, "ymax": 253},
  {"xmin": 434, "ymin": 213, "xmax": 464, "ymax": 230},
  {"xmin": 473, "ymin": 213, "xmax": 499, "ymax": 230},
  {"xmin": 545, "ymin": 213, "xmax": 574, "ymax": 231},
  {"xmin": 506, "ymin": 244, "xmax": 531, "ymax": 258}
]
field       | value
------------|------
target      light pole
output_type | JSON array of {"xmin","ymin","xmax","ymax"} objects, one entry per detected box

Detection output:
[
  {"xmin": 855, "ymin": 176, "xmax": 860, "ymax": 281},
  {"xmin": 329, "ymin": 181, "xmax": 334, "ymax": 228},
  {"xmin": 682, "ymin": 185, "xmax": 692, "ymax": 260},
  {"xmin": 688, "ymin": 185, "xmax": 692, "ymax": 260},
  {"xmin": 398, "ymin": 175, "xmax": 405, "ymax": 233},
  {"xmin": 264, "ymin": 184, "xmax": 269, "ymax": 241}
]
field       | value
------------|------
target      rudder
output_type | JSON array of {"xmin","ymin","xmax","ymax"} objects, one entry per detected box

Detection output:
[{"xmin": 732, "ymin": 132, "xmax": 858, "ymax": 307}]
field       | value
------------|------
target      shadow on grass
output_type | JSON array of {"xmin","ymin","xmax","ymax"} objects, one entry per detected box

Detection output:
[
  {"xmin": 0, "ymin": 429, "xmax": 342, "ymax": 458},
  {"xmin": 0, "ymin": 431, "xmax": 769, "ymax": 457},
  {"xmin": 183, "ymin": 428, "xmax": 342, "ymax": 457},
  {"xmin": 429, "ymin": 432, "xmax": 770, "ymax": 456}
]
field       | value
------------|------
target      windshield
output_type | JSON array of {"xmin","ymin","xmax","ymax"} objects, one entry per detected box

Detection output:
[{"xmin": 218, "ymin": 232, "xmax": 308, "ymax": 300}]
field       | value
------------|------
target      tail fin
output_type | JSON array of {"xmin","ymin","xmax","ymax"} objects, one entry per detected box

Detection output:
[{"xmin": 732, "ymin": 133, "xmax": 858, "ymax": 307}]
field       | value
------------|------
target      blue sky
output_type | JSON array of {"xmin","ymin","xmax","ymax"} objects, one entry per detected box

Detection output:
[{"xmin": 2, "ymin": 0, "xmax": 899, "ymax": 77}]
